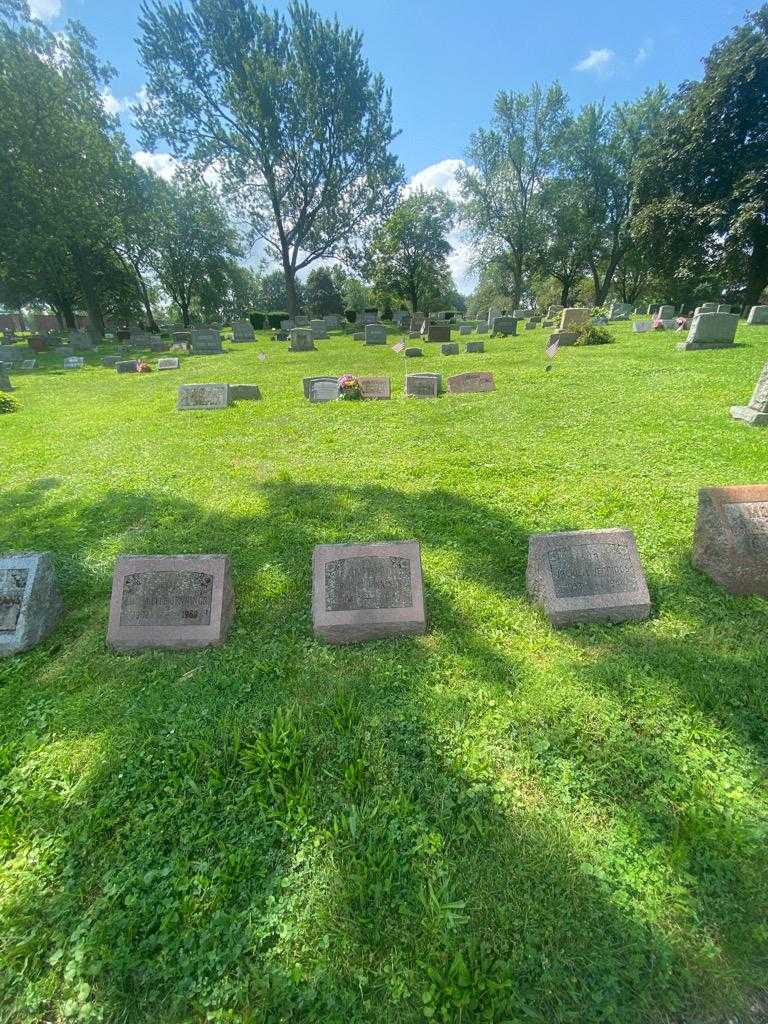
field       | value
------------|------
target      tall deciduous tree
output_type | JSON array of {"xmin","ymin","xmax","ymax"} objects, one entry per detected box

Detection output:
[
  {"xmin": 635, "ymin": 7, "xmax": 768, "ymax": 305},
  {"xmin": 144, "ymin": 174, "xmax": 241, "ymax": 326},
  {"xmin": 304, "ymin": 267, "xmax": 344, "ymax": 316},
  {"xmin": 368, "ymin": 190, "xmax": 455, "ymax": 313},
  {"xmin": 136, "ymin": 0, "xmax": 403, "ymax": 317},
  {"xmin": 459, "ymin": 83, "xmax": 569, "ymax": 308}
]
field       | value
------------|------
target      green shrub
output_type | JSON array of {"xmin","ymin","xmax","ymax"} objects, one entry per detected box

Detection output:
[
  {"xmin": 0, "ymin": 393, "xmax": 19, "ymax": 414},
  {"xmin": 266, "ymin": 311, "xmax": 288, "ymax": 329},
  {"xmin": 574, "ymin": 323, "xmax": 614, "ymax": 346},
  {"xmin": 345, "ymin": 309, "xmax": 357, "ymax": 323},
  {"xmin": 249, "ymin": 312, "xmax": 266, "ymax": 330}
]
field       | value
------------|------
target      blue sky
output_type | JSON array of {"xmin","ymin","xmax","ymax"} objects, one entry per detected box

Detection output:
[{"xmin": 29, "ymin": 0, "xmax": 751, "ymax": 288}]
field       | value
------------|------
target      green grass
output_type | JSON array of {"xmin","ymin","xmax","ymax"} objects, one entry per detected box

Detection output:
[{"xmin": 1, "ymin": 322, "xmax": 767, "ymax": 1024}]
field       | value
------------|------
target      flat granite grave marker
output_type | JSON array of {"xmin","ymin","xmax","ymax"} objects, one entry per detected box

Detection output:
[
  {"xmin": 116, "ymin": 360, "xmax": 139, "ymax": 374},
  {"xmin": 526, "ymin": 528, "xmax": 651, "ymax": 627},
  {"xmin": 692, "ymin": 485, "xmax": 768, "ymax": 595},
  {"xmin": 730, "ymin": 362, "xmax": 768, "ymax": 426},
  {"xmin": 0, "ymin": 552, "xmax": 63, "ymax": 657},
  {"xmin": 633, "ymin": 321, "xmax": 654, "ymax": 333},
  {"xmin": 447, "ymin": 371, "xmax": 495, "ymax": 394},
  {"xmin": 441, "ymin": 342, "xmax": 459, "ymax": 355},
  {"xmin": 459, "ymin": 324, "xmax": 472, "ymax": 336},
  {"xmin": 20, "ymin": 359, "xmax": 36, "ymax": 370},
  {"xmin": 678, "ymin": 312, "xmax": 738, "ymax": 350},
  {"xmin": 303, "ymin": 376, "xmax": 340, "ymax": 400},
  {"xmin": 229, "ymin": 384, "xmax": 261, "ymax": 401},
  {"xmin": 747, "ymin": 305, "xmax": 768, "ymax": 325},
  {"xmin": 357, "ymin": 376, "xmax": 391, "ymax": 399},
  {"xmin": 63, "ymin": 357, "xmax": 84, "ymax": 369},
  {"xmin": 364, "ymin": 324, "xmax": 387, "ymax": 345},
  {"xmin": 405, "ymin": 373, "xmax": 440, "ymax": 397},
  {"xmin": 353, "ymin": 331, "xmax": 365, "ymax": 342},
  {"xmin": 177, "ymin": 383, "xmax": 230, "ymax": 410},
  {"xmin": 312, "ymin": 540, "xmax": 426, "ymax": 644},
  {"xmin": 465, "ymin": 341, "xmax": 485, "ymax": 353},
  {"xmin": 309, "ymin": 379, "xmax": 340, "ymax": 402},
  {"xmin": 289, "ymin": 329, "xmax": 316, "ymax": 352},
  {"xmin": 157, "ymin": 357, "xmax": 180, "ymax": 370},
  {"xmin": 107, "ymin": 554, "xmax": 234, "ymax": 651},
  {"xmin": 102, "ymin": 356, "xmax": 119, "ymax": 367},
  {"xmin": 404, "ymin": 347, "xmax": 423, "ymax": 357}
]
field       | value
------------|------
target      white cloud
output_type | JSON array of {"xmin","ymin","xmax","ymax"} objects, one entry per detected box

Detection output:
[
  {"xmin": 28, "ymin": 0, "xmax": 61, "ymax": 21},
  {"xmin": 634, "ymin": 38, "xmax": 654, "ymax": 65},
  {"xmin": 405, "ymin": 158, "xmax": 467, "ymax": 200},
  {"xmin": 574, "ymin": 48, "xmax": 616, "ymax": 75},
  {"xmin": 405, "ymin": 158, "xmax": 476, "ymax": 293},
  {"xmin": 100, "ymin": 88, "xmax": 126, "ymax": 117},
  {"xmin": 132, "ymin": 150, "xmax": 179, "ymax": 181}
]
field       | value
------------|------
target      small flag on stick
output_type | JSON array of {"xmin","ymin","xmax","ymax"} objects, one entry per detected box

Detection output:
[
  {"xmin": 545, "ymin": 336, "xmax": 560, "ymax": 360},
  {"xmin": 391, "ymin": 341, "xmax": 406, "ymax": 354}
]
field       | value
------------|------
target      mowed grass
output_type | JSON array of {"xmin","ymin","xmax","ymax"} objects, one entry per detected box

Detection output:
[{"xmin": 1, "ymin": 321, "xmax": 767, "ymax": 1024}]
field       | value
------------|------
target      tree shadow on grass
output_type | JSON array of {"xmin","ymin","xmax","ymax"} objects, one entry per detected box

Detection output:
[{"xmin": 0, "ymin": 480, "xmax": 766, "ymax": 1022}]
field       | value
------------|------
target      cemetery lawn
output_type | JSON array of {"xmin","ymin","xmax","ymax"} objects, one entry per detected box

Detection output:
[{"xmin": 2, "ymin": 322, "xmax": 768, "ymax": 1024}]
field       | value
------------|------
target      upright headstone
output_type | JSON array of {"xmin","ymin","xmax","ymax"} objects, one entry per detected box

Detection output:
[
  {"xmin": 694, "ymin": 302, "xmax": 718, "ymax": 315},
  {"xmin": 657, "ymin": 305, "xmax": 675, "ymax": 320},
  {"xmin": 730, "ymin": 362, "xmax": 768, "ymax": 426},
  {"xmin": 465, "ymin": 341, "xmax": 485, "ymax": 353},
  {"xmin": 447, "ymin": 372, "xmax": 495, "ymax": 394},
  {"xmin": 458, "ymin": 324, "xmax": 472, "ymax": 336},
  {"xmin": 632, "ymin": 321, "xmax": 654, "ymax": 333},
  {"xmin": 405, "ymin": 373, "xmax": 441, "ymax": 398},
  {"xmin": 747, "ymin": 306, "xmax": 768, "ymax": 325},
  {"xmin": 0, "ymin": 553, "xmax": 63, "ymax": 657},
  {"xmin": 177, "ymin": 384, "xmax": 231, "ymax": 410},
  {"xmin": 364, "ymin": 324, "xmax": 387, "ymax": 345},
  {"xmin": 357, "ymin": 376, "xmax": 391, "ymax": 399},
  {"xmin": 693, "ymin": 485, "xmax": 768, "ymax": 595},
  {"xmin": 487, "ymin": 307, "xmax": 501, "ymax": 326},
  {"xmin": 475, "ymin": 322, "xmax": 489, "ymax": 335},
  {"xmin": 289, "ymin": 329, "xmax": 316, "ymax": 352},
  {"xmin": 303, "ymin": 372, "xmax": 342, "ymax": 395},
  {"xmin": 312, "ymin": 540, "xmax": 426, "ymax": 644},
  {"xmin": 491, "ymin": 316, "xmax": 517, "ymax": 337},
  {"xmin": 232, "ymin": 321, "xmax": 255, "ymax": 342},
  {"xmin": 360, "ymin": 310, "xmax": 378, "ymax": 326},
  {"xmin": 309, "ymin": 379, "xmax": 340, "ymax": 402},
  {"xmin": 0, "ymin": 373, "xmax": 12, "ymax": 392},
  {"xmin": 441, "ymin": 342, "xmax": 459, "ymax": 355},
  {"xmin": 107, "ymin": 554, "xmax": 234, "ymax": 651},
  {"xmin": 609, "ymin": 302, "xmax": 633, "ymax": 320},
  {"xmin": 677, "ymin": 312, "xmax": 738, "ymax": 350},
  {"xmin": 526, "ymin": 528, "xmax": 651, "ymax": 627},
  {"xmin": 295, "ymin": 315, "xmax": 310, "ymax": 327},
  {"xmin": 547, "ymin": 331, "xmax": 578, "ymax": 347},
  {"xmin": 560, "ymin": 308, "xmax": 591, "ymax": 332},
  {"xmin": 102, "ymin": 356, "xmax": 119, "ymax": 367},
  {"xmin": 20, "ymin": 359, "xmax": 36, "ymax": 370},
  {"xmin": 309, "ymin": 320, "xmax": 328, "ymax": 340},
  {"xmin": 190, "ymin": 329, "xmax": 223, "ymax": 354},
  {"xmin": 280, "ymin": 319, "xmax": 295, "ymax": 331},
  {"xmin": 426, "ymin": 323, "xmax": 451, "ymax": 343}
]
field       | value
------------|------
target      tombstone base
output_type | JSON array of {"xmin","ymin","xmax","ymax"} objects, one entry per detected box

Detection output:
[
  {"xmin": 730, "ymin": 405, "xmax": 768, "ymax": 426},
  {"xmin": 676, "ymin": 341, "xmax": 735, "ymax": 350},
  {"xmin": 548, "ymin": 332, "xmax": 579, "ymax": 347}
]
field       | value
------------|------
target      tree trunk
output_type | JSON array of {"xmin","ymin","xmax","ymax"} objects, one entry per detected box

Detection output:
[
  {"xmin": 744, "ymin": 230, "xmax": 768, "ymax": 307},
  {"xmin": 60, "ymin": 297, "xmax": 76, "ymax": 329},
  {"xmin": 560, "ymin": 281, "xmax": 571, "ymax": 307},
  {"xmin": 179, "ymin": 299, "xmax": 190, "ymax": 328},
  {"xmin": 136, "ymin": 273, "xmax": 158, "ymax": 332},
  {"xmin": 72, "ymin": 255, "xmax": 105, "ymax": 338},
  {"xmin": 281, "ymin": 252, "xmax": 299, "ymax": 317}
]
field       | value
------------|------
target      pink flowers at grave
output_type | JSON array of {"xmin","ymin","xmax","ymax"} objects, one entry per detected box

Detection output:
[{"xmin": 338, "ymin": 374, "xmax": 361, "ymax": 399}]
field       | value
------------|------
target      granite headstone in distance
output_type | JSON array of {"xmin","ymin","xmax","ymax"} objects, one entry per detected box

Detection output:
[
  {"xmin": 0, "ymin": 552, "xmax": 63, "ymax": 657},
  {"xmin": 229, "ymin": 384, "xmax": 261, "ymax": 401},
  {"xmin": 465, "ymin": 341, "xmax": 485, "ymax": 353},
  {"xmin": 157, "ymin": 357, "xmax": 180, "ymax": 370},
  {"xmin": 177, "ymin": 383, "xmax": 230, "ymax": 410},
  {"xmin": 107, "ymin": 554, "xmax": 234, "ymax": 651},
  {"xmin": 447, "ymin": 371, "xmax": 495, "ymax": 394},
  {"xmin": 426, "ymin": 323, "xmax": 451, "ymax": 343},
  {"xmin": 358, "ymin": 376, "xmax": 391, "ymax": 399},
  {"xmin": 692, "ymin": 484, "xmax": 768, "ymax": 595},
  {"xmin": 730, "ymin": 362, "xmax": 768, "ymax": 426},
  {"xmin": 526, "ymin": 527, "xmax": 651, "ymax": 627},
  {"xmin": 312, "ymin": 540, "xmax": 426, "ymax": 644},
  {"xmin": 441, "ymin": 342, "xmax": 459, "ymax": 355},
  {"xmin": 116, "ymin": 360, "xmax": 139, "ymax": 374},
  {"xmin": 405, "ymin": 373, "xmax": 440, "ymax": 397},
  {"xmin": 310, "ymin": 380, "xmax": 340, "ymax": 402},
  {"xmin": 404, "ymin": 347, "xmax": 423, "ymax": 358},
  {"xmin": 303, "ymin": 376, "xmax": 340, "ymax": 400}
]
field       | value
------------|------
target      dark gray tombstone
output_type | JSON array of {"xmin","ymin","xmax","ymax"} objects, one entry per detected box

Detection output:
[
  {"xmin": 289, "ymin": 329, "xmax": 316, "ymax": 352},
  {"xmin": 364, "ymin": 324, "xmax": 387, "ymax": 345},
  {"xmin": 465, "ymin": 341, "xmax": 485, "ymax": 353},
  {"xmin": 693, "ymin": 485, "xmax": 768, "ymax": 595},
  {"xmin": 190, "ymin": 329, "xmax": 223, "ymax": 354},
  {"xmin": 441, "ymin": 342, "xmax": 459, "ymax": 355},
  {"xmin": 303, "ymin": 376, "xmax": 340, "ymax": 400},
  {"xmin": 405, "ymin": 373, "xmax": 441, "ymax": 397},
  {"xmin": 312, "ymin": 540, "xmax": 426, "ymax": 644},
  {"xmin": 404, "ymin": 347, "xmax": 423, "ymax": 357},
  {"xmin": 426, "ymin": 323, "xmax": 451, "ymax": 343},
  {"xmin": 107, "ymin": 555, "xmax": 234, "ymax": 651},
  {"xmin": 309, "ymin": 379, "xmax": 340, "ymax": 402},
  {"xmin": 0, "ymin": 552, "xmax": 63, "ymax": 657},
  {"xmin": 526, "ymin": 528, "xmax": 651, "ymax": 627},
  {"xmin": 229, "ymin": 384, "xmax": 261, "ymax": 401},
  {"xmin": 116, "ymin": 360, "xmax": 139, "ymax": 374}
]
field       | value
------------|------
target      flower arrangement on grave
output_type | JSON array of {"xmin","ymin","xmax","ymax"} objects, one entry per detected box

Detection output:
[
  {"xmin": 338, "ymin": 374, "xmax": 361, "ymax": 399},
  {"xmin": 652, "ymin": 319, "xmax": 665, "ymax": 330},
  {"xmin": 136, "ymin": 358, "xmax": 152, "ymax": 373},
  {"xmin": 675, "ymin": 316, "xmax": 689, "ymax": 331}
]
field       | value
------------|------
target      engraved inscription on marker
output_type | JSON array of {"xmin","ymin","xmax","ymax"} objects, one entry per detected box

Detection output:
[
  {"xmin": 119, "ymin": 571, "xmax": 213, "ymax": 627},
  {"xmin": 693, "ymin": 485, "xmax": 768, "ymax": 595},
  {"xmin": 0, "ymin": 568, "xmax": 28, "ymax": 631},
  {"xmin": 723, "ymin": 501, "xmax": 768, "ymax": 558},
  {"xmin": 325, "ymin": 556, "xmax": 413, "ymax": 612},
  {"xmin": 547, "ymin": 541, "xmax": 635, "ymax": 599}
]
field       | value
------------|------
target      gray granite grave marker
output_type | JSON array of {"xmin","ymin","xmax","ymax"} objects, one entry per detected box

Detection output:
[
  {"xmin": 177, "ymin": 383, "xmax": 230, "ymax": 410},
  {"xmin": 312, "ymin": 540, "xmax": 426, "ymax": 644},
  {"xmin": 364, "ymin": 324, "xmax": 387, "ymax": 345},
  {"xmin": 678, "ymin": 312, "xmax": 738, "ymax": 350},
  {"xmin": 405, "ymin": 373, "xmax": 440, "ymax": 397},
  {"xmin": 747, "ymin": 305, "xmax": 768, "ymax": 325},
  {"xmin": 0, "ymin": 552, "xmax": 62, "ymax": 657},
  {"xmin": 730, "ymin": 362, "xmax": 768, "ymax": 426},
  {"xmin": 229, "ymin": 384, "xmax": 261, "ymax": 401},
  {"xmin": 465, "ymin": 341, "xmax": 485, "ymax": 353},
  {"xmin": 157, "ymin": 357, "xmax": 180, "ymax": 370},
  {"xmin": 526, "ymin": 528, "xmax": 651, "ymax": 627},
  {"xmin": 289, "ymin": 329, "xmax": 316, "ymax": 352},
  {"xmin": 441, "ymin": 342, "xmax": 459, "ymax": 355},
  {"xmin": 107, "ymin": 554, "xmax": 234, "ymax": 651},
  {"xmin": 303, "ymin": 376, "xmax": 340, "ymax": 400}
]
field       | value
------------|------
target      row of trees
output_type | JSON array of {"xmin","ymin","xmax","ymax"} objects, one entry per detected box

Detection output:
[
  {"xmin": 461, "ymin": 7, "xmax": 768, "ymax": 311},
  {"xmin": 2, "ymin": 0, "xmax": 766, "ymax": 329}
]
